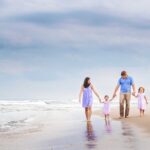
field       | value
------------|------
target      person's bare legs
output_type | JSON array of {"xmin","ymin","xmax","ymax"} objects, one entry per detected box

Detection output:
[
  {"xmin": 107, "ymin": 115, "xmax": 111, "ymax": 129},
  {"xmin": 85, "ymin": 108, "xmax": 89, "ymax": 121},
  {"xmin": 85, "ymin": 107, "xmax": 92, "ymax": 121},
  {"xmin": 107, "ymin": 114, "xmax": 110, "ymax": 121},
  {"xmin": 105, "ymin": 115, "xmax": 107, "ymax": 126},
  {"xmin": 89, "ymin": 107, "xmax": 92, "ymax": 121},
  {"xmin": 105, "ymin": 115, "xmax": 107, "ymax": 121},
  {"xmin": 141, "ymin": 109, "xmax": 144, "ymax": 117},
  {"xmin": 139, "ymin": 109, "xmax": 142, "ymax": 117},
  {"xmin": 143, "ymin": 110, "xmax": 145, "ymax": 116},
  {"xmin": 105, "ymin": 114, "xmax": 111, "ymax": 131}
]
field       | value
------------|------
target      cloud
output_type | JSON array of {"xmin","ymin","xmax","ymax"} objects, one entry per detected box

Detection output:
[
  {"xmin": 1, "ymin": 0, "xmax": 150, "ymax": 20},
  {"xmin": 3, "ymin": 10, "xmax": 150, "ymax": 30},
  {"xmin": 1, "ymin": 1, "xmax": 150, "ymax": 51},
  {"xmin": 0, "ymin": 59, "xmax": 33, "ymax": 75},
  {"xmin": 0, "ymin": 0, "xmax": 150, "ymax": 100},
  {"xmin": 0, "ymin": 21, "xmax": 150, "ymax": 51},
  {"xmin": 1, "ymin": 66, "xmax": 150, "ymax": 100}
]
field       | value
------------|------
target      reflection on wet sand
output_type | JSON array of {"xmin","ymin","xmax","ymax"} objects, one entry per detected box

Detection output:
[
  {"xmin": 85, "ymin": 121, "xmax": 97, "ymax": 149},
  {"xmin": 121, "ymin": 121, "xmax": 137, "ymax": 150},
  {"xmin": 105, "ymin": 118, "xmax": 112, "ymax": 133}
]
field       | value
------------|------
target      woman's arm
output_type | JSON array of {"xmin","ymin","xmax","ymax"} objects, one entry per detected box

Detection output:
[
  {"xmin": 91, "ymin": 85, "xmax": 101, "ymax": 102},
  {"xmin": 132, "ymin": 84, "xmax": 136, "ymax": 96},
  {"xmin": 79, "ymin": 86, "xmax": 84, "ymax": 103},
  {"xmin": 144, "ymin": 96, "xmax": 148, "ymax": 104}
]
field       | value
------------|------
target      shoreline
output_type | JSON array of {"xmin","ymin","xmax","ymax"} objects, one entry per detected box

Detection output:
[
  {"xmin": 93, "ymin": 105, "xmax": 150, "ymax": 134},
  {"xmin": 0, "ymin": 101, "xmax": 150, "ymax": 150}
]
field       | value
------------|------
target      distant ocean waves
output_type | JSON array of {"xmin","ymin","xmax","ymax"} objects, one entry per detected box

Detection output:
[
  {"xmin": 0, "ymin": 99, "xmax": 138, "ymax": 112},
  {"xmin": 0, "ymin": 100, "xmax": 80, "ymax": 133},
  {"xmin": 0, "ymin": 100, "xmax": 80, "ymax": 112}
]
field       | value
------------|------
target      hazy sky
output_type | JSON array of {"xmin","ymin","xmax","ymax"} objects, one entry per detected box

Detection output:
[{"xmin": 0, "ymin": 0, "xmax": 150, "ymax": 100}]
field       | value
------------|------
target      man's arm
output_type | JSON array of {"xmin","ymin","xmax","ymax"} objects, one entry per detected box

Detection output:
[
  {"xmin": 91, "ymin": 85, "xmax": 101, "ymax": 102},
  {"xmin": 112, "ymin": 84, "xmax": 120, "ymax": 98},
  {"xmin": 132, "ymin": 84, "xmax": 136, "ymax": 96},
  {"xmin": 110, "ymin": 96, "xmax": 116, "ymax": 101},
  {"xmin": 131, "ymin": 77, "xmax": 136, "ymax": 96}
]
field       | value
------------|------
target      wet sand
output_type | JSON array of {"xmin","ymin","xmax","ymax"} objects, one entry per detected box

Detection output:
[{"xmin": 0, "ymin": 105, "xmax": 150, "ymax": 150}]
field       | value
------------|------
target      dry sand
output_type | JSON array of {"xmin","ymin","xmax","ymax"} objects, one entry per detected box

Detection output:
[{"xmin": 94, "ymin": 105, "xmax": 150, "ymax": 134}]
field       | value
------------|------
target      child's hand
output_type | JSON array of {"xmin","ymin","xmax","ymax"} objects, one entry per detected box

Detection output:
[{"xmin": 132, "ymin": 92, "xmax": 136, "ymax": 96}]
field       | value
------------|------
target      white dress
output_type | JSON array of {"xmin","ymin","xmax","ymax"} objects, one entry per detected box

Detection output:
[
  {"xmin": 137, "ymin": 93, "xmax": 146, "ymax": 110},
  {"xmin": 103, "ymin": 101, "xmax": 110, "ymax": 115}
]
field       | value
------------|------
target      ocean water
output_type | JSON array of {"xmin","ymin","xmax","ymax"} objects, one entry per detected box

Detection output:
[
  {"xmin": 0, "ymin": 99, "xmax": 138, "ymax": 134},
  {"xmin": 0, "ymin": 100, "xmax": 81, "ymax": 134}
]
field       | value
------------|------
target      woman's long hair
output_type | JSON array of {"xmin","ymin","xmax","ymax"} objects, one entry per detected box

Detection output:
[{"xmin": 83, "ymin": 77, "xmax": 91, "ymax": 88}]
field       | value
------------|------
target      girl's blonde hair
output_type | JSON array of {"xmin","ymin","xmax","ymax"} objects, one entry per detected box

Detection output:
[{"xmin": 138, "ymin": 87, "xmax": 145, "ymax": 93}]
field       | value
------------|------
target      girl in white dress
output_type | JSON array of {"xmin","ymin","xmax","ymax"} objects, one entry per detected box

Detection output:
[
  {"xmin": 101, "ymin": 95, "xmax": 114, "ymax": 132},
  {"xmin": 133, "ymin": 87, "xmax": 148, "ymax": 117},
  {"xmin": 101, "ymin": 95, "xmax": 114, "ymax": 120}
]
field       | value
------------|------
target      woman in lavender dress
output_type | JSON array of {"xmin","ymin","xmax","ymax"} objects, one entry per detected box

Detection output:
[{"xmin": 79, "ymin": 77, "xmax": 101, "ymax": 122}]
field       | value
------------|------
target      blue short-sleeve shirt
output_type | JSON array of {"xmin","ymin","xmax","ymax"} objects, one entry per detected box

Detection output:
[{"xmin": 118, "ymin": 76, "xmax": 134, "ymax": 93}]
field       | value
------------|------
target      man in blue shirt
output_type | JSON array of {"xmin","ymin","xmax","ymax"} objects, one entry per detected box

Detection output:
[{"xmin": 113, "ymin": 71, "xmax": 136, "ymax": 118}]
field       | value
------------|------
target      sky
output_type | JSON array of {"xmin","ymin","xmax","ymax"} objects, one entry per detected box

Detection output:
[{"xmin": 0, "ymin": 0, "xmax": 150, "ymax": 101}]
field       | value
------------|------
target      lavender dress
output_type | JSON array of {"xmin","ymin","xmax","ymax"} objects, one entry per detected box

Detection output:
[
  {"xmin": 82, "ymin": 86, "xmax": 93, "ymax": 108},
  {"xmin": 103, "ymin": 101, "xmax": 110, "ymax": 115},
  {"xmin": 137, "ymin": 93, "xmax": 146, "ymax": 110}
]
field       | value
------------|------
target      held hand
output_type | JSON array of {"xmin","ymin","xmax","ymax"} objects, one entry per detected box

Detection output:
[
  {"xmin": 132, "ymin": 92, "xmax": 136, "ymax": 96},
  {"xmin": 110, "ymin": 97, "xmax": 114, "ymax": 101}
]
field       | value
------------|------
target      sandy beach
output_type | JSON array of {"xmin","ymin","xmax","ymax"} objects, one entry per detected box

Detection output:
[
  {"xmin": 0, "ymin": 101, "xmax": 150, "ymax": 150},
  {"xmin": 94, "ymin": 104, "xmax": 150, "ymax": 134}
]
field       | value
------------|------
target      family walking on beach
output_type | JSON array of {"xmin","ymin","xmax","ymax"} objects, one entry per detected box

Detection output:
[{"xmin": 79, "ymin": 71, "xmax": 148, "ymax": 122}]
